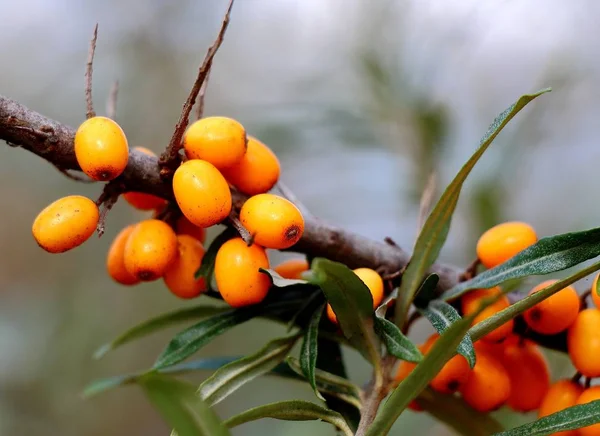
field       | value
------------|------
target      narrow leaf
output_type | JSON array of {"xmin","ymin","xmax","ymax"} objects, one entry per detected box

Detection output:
[
  {"xmin": 300, "ymin": 304, "xmax": 325, "ymax": 401},
  {"xmin": 394, "ymin": 89, "xmax": 550, "ymax": 328},
  {"xmin": 259, "ymin": 268, "xmax": 309, "ymax": 287},
  {"xmin": 223, "ymin": 400, "xmax": 353, "ymax": 436},
  {"xmin": 413, "ymin": 273, "xmax": 440, "ymax": 308},
  {"xmin": 374, "ymin": 316, "xmax": 423, "ymax": 363},
  {"xmin": 83, "ymin": 374, "xmax": 138, "ymax": 398},
  {"xmin": 195, "ymin": 227, "xmax": 237, "ymax": 280}
]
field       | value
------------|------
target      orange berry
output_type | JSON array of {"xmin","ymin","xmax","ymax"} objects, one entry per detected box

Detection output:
[
  {"xmin": 462, "ymin": 287, "xmax": 514, "ymax": 343},
  {"xmin": 567, "ymin": 308, "xmax": 600, "ymax": 377},
  {"xmin": 591, "ymin": 273, "xmax": 600, "ymax": 310},
  {"xmin": 32, "ymin": 195, "xmax": 99, "ymax": 253},
  {"xmin": 106, "ymin": 225, "xmax": 140, "ymax": 286},
  {"xmin": 473, "ymin": 338, "xmax": 506, "ymax": 361},
  {"xmin": 183, "ymin": 116, "xmax": 247, "ymax": 170},
  {"xmin": 214, "ymin": 237, "xmax": 271, "ymax": 307},
  {"xmin": 502, "ymin": 341, "xmax": 550, "ymax": 412},
  {"xmin": 476, "ymin": 221, "xmax": 537, "ymax": 269},
  {"xmin": 174, "ymin": 215, "xmax": 207, "ymax": 245},
  {"xmin": 459, "ymin": 348, "xmax": 511, "ymax": 412},
  {"xmin": 326, "ymin": 268, "xmax": 384, "ymax": 324},
  {"xmin": 394, "ymin": 344, "xmax": 428, "ymax": 412},
  {"xmin": 74, "ymin": 116, "xmax": 129, "ymax": 181},
  {"xmin": 163, "ymin": 235, "xmax": 207, "ymax": 299},
  {"xmin": 220, "ymin": 136, "xmax": 280, "ymax": 195},
  {"xmin": 173, "ymin": 159, "xmax": 232, "ymax": 228},
  {"xmin": 523, "ymin": 280, "xmax": 580, "ymax": 335},
  {"xmin": 575, "ymin": 386, "xmax": 600, "ymax": 436},
  {"xmin": 123, "ymin": 219, "xmax": 178, "ymax": 281},
  {"xmin": 425, "ymin": 335, "xmax": 471, "ymax": 394},
  {"xmin": 273, "ymin": 258, "xmax": 310, "ymax": 280},
  {"xmin": 122, "ymin": 147, "xmax": 167, "ymax": 211},
  {"xmin": 538, "ymin": 379, "xmax": 583, "ymax": 436},
  {"xmin": 240, "ymin": 194, "xmax": 304, "ymax": 249}
]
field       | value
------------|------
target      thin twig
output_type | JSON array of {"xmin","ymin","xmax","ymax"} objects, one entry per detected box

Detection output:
[
  {"xmin": 459, "ymin": 258, "xmax": 481, "ymax": 282},
  {"xmin": 572, "ymin": 372, "xmax": 583, "ymax": 384},
  {"xmin": 105, "ymin": 80, "xmax": 119, "ymax": 120},
  {"xmin": 57, "ymin": 167, "xmax": 94, "ymax": 183},
  {"xmin": 195, "ymin": 69, "xmax": 211, "ymax": 120},
  {"xmin": 95, "ymin": 182, "xmax": 122, "ymax": 237},
  {"xmin": 417, "ymin": 171, "xmax": 437, "ymax": 231},
  {"xmin": 384, "ymin": 237, "xmax": 400, "ymax": 248},
  {"xmin": 158, "ymin": 0, "xmax": 235, "ymax": 178},
  {"xmin": 276, "ymin": 181, "xmax": 313, "ymax": 218},
  {"xmin": 227, "ymin": 213, "xmax": 254, "ymax": 245},
  {"xmin": 85, "ymin": 24, "xmax": 98, "ymax": 119}
]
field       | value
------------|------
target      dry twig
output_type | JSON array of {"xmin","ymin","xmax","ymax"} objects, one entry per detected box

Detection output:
[
  {"xmin": 105, "ymin": 80, "xmax": 119, "ymax": 120},
  {"xmin": 85, "ymin": 24, "xmax": 98, "ymax": 119},
  {"xmin": 195, "ymin": 69, "xmax": 211, "ymax": 120}
]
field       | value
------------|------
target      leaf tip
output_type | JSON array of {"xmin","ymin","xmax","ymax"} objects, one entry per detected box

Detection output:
[{"xmin": 92, "ymin": 344, "xmax": 111, "ymax": 360}]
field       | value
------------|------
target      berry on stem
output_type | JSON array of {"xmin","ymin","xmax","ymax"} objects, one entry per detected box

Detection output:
[
  {"xmin": 106, "ymin": 224, "xmax": 140, "ymax": 286},
  {"xmin": 476, "ymin": 221, "xmax": 537, "ymax": 269},
  {"xmin": 523, "ymin": 280, "xmax": 580, "ymax": 335},
  {"xmin": 567, "ymin": 308, "xmax": 600, "ymax": 377},
  {"xmin": 163, "ymin": 235, "xmax": 206, "ymax": 299},
  {"xmin": 273, "ymin": 258, "xmax": 310, "ymax": 280},
  {"xmin": 461, "ymin": 287, "xmax": 514, "ymax": 343}
]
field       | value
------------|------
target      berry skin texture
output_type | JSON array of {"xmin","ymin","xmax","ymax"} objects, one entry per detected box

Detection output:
[
  {"xmin": 174, "ymin": 215, "xmax": 206, "ymax": 245},
  {"xmin": 123, "ymin": 219, "xmax": 178, "ymax": 282},
  {"xmin": 240, "ymin": 193, "xmax": 304, "ymax": 249},
  {"xmin": 163, "ymin": 235, "xmax": 206, "ymax": 299},
  {"xmin": 214, "ymin": 237, "xmax": 271, "ymax": 307},
  {"xmin": 591, "ymin": 273, "xmax": 600, "ymax": 310},
  {"xmin": 462, "ymin": 287, "xmax": 514, "ymax": 343},
  {"xmin": 273, "ymin": 258, "xmax": 310, "ymax": 280},
  {"xmin": 523, "ymin": 280, "xmax": 580, "ymax": 335},
  {"xmin": 183, "ymin": 116, "xmax": 247, "ymax": 170},
  {"xmin": 575, "ymin": 386, "xmax": 600, "ymax": 436},
  {"xmin": 32, "ymin": 195, "xmax": 99, "ymax": 253},
  {"xmin": 327, "ymin": 268, "xmax": 385, "ymax": 324},
  {"xmin": 476, "ymin": 221, "xmax": 537, "ymax": 269},
  {"xmin": 220, "ymin": 136, "xmax": 280, "ymax": 195},
  {"xmin": 538, "ymin": 379, "xmax": 583, "ymax": 436},
  {"xmin": 173, "ymin": 159, "xmax": 232, "ymax": 228},
  {"xmin": 74, "ymin": 116, "xmax": 129, "ymax": 181},
  {"xmin": 123, "ymin": 147, "xmax": 167, "ymax": 211},
  {"xmin": 567, "ymin": 308, "xmax": 600, "ymax": 377},
  {"xmin": 106, "ymin": 225, "xmax": 140, "ymax": 286}
]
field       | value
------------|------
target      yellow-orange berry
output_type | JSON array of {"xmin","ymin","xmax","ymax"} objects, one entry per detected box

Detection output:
[
  {"xmin": 74, "ymin": 116, "xmax": 129, "ymax": 181},
  {"xmin": 425, "ymin": 335, "xmax": 471, "ymax": 394},
  {"xmin": 106, "ymin": 225, "xmax": 140, "ymax": 286},
  {"xmin": 32, "ymin": 195, "xmax": 99, "ymax": 253},
  {"xmin": 394, "ymin": 344, "xmax": 428, "ymax": 412},
  {"xmin": 567, "ymin": 308, "xmax": 600, "ymax": 377},
  {"xmin": 174, "ymin": 215, "xmax": 207, "ymax": 245},
  {"xmin": 163, "ymin": 235, "xmax": 206, "ymax": 299},
  {"xmin": 173, "ymin": 159, "xmax": 232, "ymax": 228},
  {"xmin": 273, "ymin": 258, "xmax": 310, "ymax": 280},
  {"xmin": 183, "ymin": 116, "xmax": 247, "ymax": 169},
  {"xmin": 214, "ymin": 237, "xmax": 271, "ymax": 307},
  {"xmin": 575, "ymin": 386, "xmax": 600, "ymax": 436},
  {"xmin": 523, "ymin": 280, "xmax": 580, "ymax": 335},
  {"xmin": 591, "ymin": 273, "xmax": 600, "ymax": 310},
  {"xmin": 240, "ymin": 194, "xmax": 304, "ymax": 249},
  {"xmin": 327, "ymin": 267, "xmax": 385, "ymax": 324},
  {"xmin": 538, "ymin": 379, "xmax": 583, "ymax": 436},
  {"xmin": 220, "ymin": 136, "xmax": 280, "ymax": 195},
  {"xmin": 122, "ymin": 147, "xmax": 167, "ymax": 211},
  {"xmin": 476, "ymin": 221, "xmax": 537, "ymax": 269},
  {"xmin": 123, "ymin": 219, "xmax": 178, "ymax": 281},
  {"xmin": 462, "ymin": 287, "xmax": 514, "ymax": 343}
]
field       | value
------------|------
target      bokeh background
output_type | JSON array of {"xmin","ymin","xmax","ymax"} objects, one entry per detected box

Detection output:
[{"xmin": 1, "ymin": 0, "xmax": 599, "ymax": 434}]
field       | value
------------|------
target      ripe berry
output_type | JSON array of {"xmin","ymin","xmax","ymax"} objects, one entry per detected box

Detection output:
[
  {"xmin": 183, "ymin": 116, "xmax": 247, "ymax": 170},
  {"xmin": 327, "ymin": 268, "xmax": 384, "ymax": 324},
  {"xmin": 575, "ymin": 386, "xmax": 600, "ymax": 436},
  {"xmin": 567, "ymin": 308, "xmax": 600, "ymax": 377},
  {"xmin": 476, "ymin": 221, "xmax": 537, "ymax": 269},
  {"xmin": 106, "ymin": 225, "xmax": 140, "ymax": 286},
  {"xmin": 523, "ymin": 280, "xmax": 580, "ymax": 335},
  {"xmin": 461, "ymin": 287, "xmax": 514, "ymax": 343},
  {"xmin": 32, "ymin": 195, "xmax": 99, "ymax": 253},
  {"xmin": 220, "ymin": 136, "xmax": 280, "ymax": 195},
  {"xmin": 538, "ymin": 379, "xmax": 583, "ymax": 436},
  {"xmin": 394, "ymin": 343, "xmax": 429, "ymax": 412},
  {"xmin": 173, "ymin": 159, "xmax": 232, "ymax": 228},
  {"xmin": 123, "ymin": 219, "xmax": 178, "ymax": 281},
  {"xmin": 174, "ymin": 215, "xmax": 207, "ymax": 245},
  {"xmin": 273, "ymin": 258, "xmax": 310, "ymax": 280},
  {"xmin": 423, "ymin": 334, "xmax": 471, "ymax": 394},
  {"xmin": 591, "ymin": 273, "xmax": 600, "ymax": 310},
  {"xmin": 122, "ymin": 147, "xmax": 167, "ymax": 211},
  {"xmin": 214, "ymin": 237, "xmax": 271, "ymax": 307},
  {"xmin": 240, "ymin": 193, "xmax": 304, "ymax": 249},
  {"xmin": 163, "ymin": 235, "xmax": 206, "ymax": 299},
  {"xmin": 74, "ymin": 116, "xmax": 129, "ymax": 181}
]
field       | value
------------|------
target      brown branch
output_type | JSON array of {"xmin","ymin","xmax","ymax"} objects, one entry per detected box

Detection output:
[
  {"xmin": 227, "ymin": 213, "xmax": 254, "ymax": 245},
  {"xmin": 85, "ymin": 24, "xmax": 98, "ymax": 119},
  {"xmin": 195, "ymin": 69, "xmax": 211, "ymax": 121},
  {"xmin": 158, "ymin": 0, "xmax": 235, "ymax": 179},
  {"xmin": 105, "ymin": 80, "xmax": 119, "ymax": 120}
]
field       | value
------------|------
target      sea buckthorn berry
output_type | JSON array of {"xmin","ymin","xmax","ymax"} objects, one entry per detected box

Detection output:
[
  {"xmin": 214, "ymin": 237, "xmax": 271, "ymax": 307},
  {"xmin": 538, "ymin": 380, "xmax": 583, "ymax": 436},
  {"xmin": 32, "ymin": 195, "xmax": 99, "ymax": 253},
  {"xmin": 459, "ymin": 348, "xmax": 511, "ymax": 412},
  {"xmin": 461, "ymin": 287, "xmax": 514, "ymax": 343},
  {"xmin": 502, "ymin": 340, "xmax": 550, "ymax": 412},
  {"xmin": 220, "ymin": 136, "xmax": 280, "ymax": 195},
  {"xmin": 425, "ymin": 335, "xmax": 471, "ymax": 394},
  {"xmin": 74, "ymin": 116, "xmax": 129, "ymax": 181},
  {"xmin": 523, "ymin": 280, "xmax": 580, "ymax": 335},
  {"xmin": 174, "ymin": 215, "xmax": 206, "ymax": 245},
  {"xmin": 476, "ymin": 221, "xmax": 537, "ymax": 269},
  {"xmin": 122, "ymin": 147, "xmax": 167, "ymax": 211},
  {"xmin": 394, "ymin": 344, "xmax": 429, "ymax": 412},
  {"xmin": 106, "ymin": 225, "xmax": 140, "ymax": 286},
  {"xmin": 273, "ymin": 258, "xmax": 310, "ymax": 280},
  {"xmin": 123, "ymin": 219, "xmax": 178, "ymax": 281},
  {"xmin": 575, "ymin": 386, "xmax": 600, "ymax": 436},
  {"xmin": 183, "ymin": 116, "xmax": 247, "ymax": 170},
  {"xmin": 592, "ymin": 273, "xmax": 600, "ymax": 310},
  {"xmin": 173, "ymin": 159, "xmax": 232, "ymax": 228},
  {"xmin": 240, "ymin": 193, "xmax": 304, "ymax": 249},
  {"xmin": 567, "ymin": 308, "xmax": 600, "ymax": 377},
  {"xmin": 163, "ymin": 235, "xmax": 206, "ymax": 299},
  {"xmin": 327, "ymin": 267, "xmax": 385, "ymax": 324}
]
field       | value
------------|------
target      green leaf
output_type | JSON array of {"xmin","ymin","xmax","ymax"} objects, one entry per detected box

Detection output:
[
  {"xmin": 413, "ymin": 273, "xmax": 440, "ymax": 308},
  {"xmin": 223, "ymin": 400, "xmax": 353, "ymax": 436},
  {"xmin": 195, "ymin": 227, "xmax": 237, "ymax": 280},
  {"xmin": 138, "ymin": 373, "xmax": 229, "ymax": 436},
  {"xmin": 259, "ymin": 268, "xmax": 309, "ymax": 287},
  {"xmin": 307, "ymin": 258, "xmax": 380, "ymax": 368},
  {"xmin": 83, "ymin": 374, "xmax": 138, "ymax": 398},
  {"xmin": 373, "ymin": 316, "xmax": 423, "ymax": 363},
  {"xmin": 93, "ymin": 305, "xmax": 229, "ymax": 359},
  {"xmin": 494, "ymin": 399, "xmax": 600, "ymax": 436},
  {"xmin": 285, "ymin": 290, "xmax": 324, "ymax": 331},
  {"xmin": 420, "ymin": 300, "xmax": 476, "ymax": 368},
  {"xmin": 394, "ymin": 89, "xmax": 550, "ymax": 328},
  {"xmin": 198, "ymin": 333, "xmax": 301, "ymax": 406},
  {"xmin": 300, "ymin": 304, "xmax": 325, "ymax": 401},
  {"xmin": 444, "ymin": 226, "xmax": 600, "ymax": 301}
]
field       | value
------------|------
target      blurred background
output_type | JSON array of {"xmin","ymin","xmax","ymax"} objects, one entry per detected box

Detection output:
[{"xmin": 1, "ymin": 0, "xmax": 599, "ymax": 434}]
